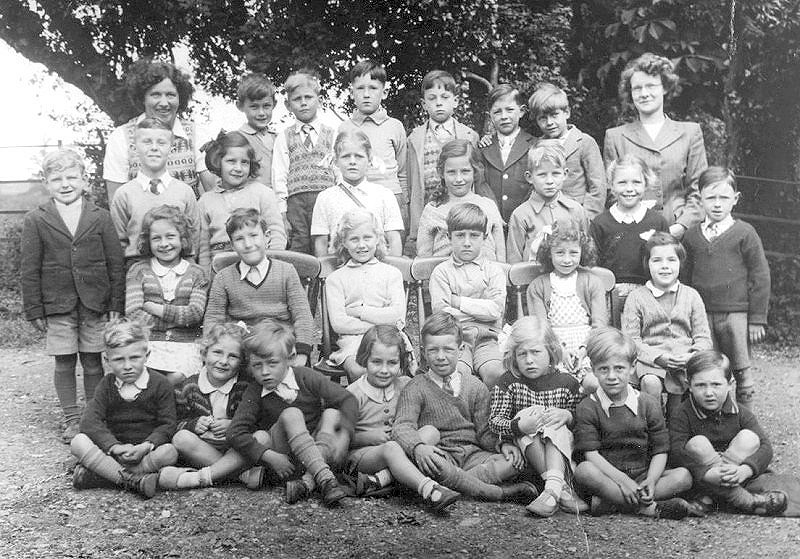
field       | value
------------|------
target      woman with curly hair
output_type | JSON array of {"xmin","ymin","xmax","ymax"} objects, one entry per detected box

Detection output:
[
  {"xmin": 603, "ymin": 53, "xmax": 708, "ymax": 238},
  {"xmin": 103, "ymin": 59, "xmax": 215, "ymax": 200}
]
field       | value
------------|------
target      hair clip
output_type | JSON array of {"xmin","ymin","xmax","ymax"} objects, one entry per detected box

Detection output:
[{"xmin": 200, "ymin": 129, "xmax": 228, "ymax": 153}]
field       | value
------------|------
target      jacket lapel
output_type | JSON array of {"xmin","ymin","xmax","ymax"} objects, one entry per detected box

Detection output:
[
  {"xmin": 481, "ymin": 139, "xmax": 505, "ymax": 172},
  {"xmin": 653, "ymin": 118, "xmax": 683, "ymax": 151},
  {"xmin": 504, "ymin": 130, "xmax": 534, "ymax": 169},
  {"xmin": 39, "ymin": 200, "xmax": 72, "ymax": 240},
  {"xmin": 561, "ymin": 126, "xmax": 581, "ymax": 159},
  {"xmin": 72, "ymin": 201, "xmax": 98, "ymax": 244}
]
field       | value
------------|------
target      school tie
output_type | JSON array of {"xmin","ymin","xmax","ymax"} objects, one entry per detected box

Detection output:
[
  {"xmin": 434, "ymin": 124, "xmax": 452, "ymax": 143},
  {"xmin": 246, "ymin": 266, "xmax": 261, "ymax": 285},
  {"xmin": 149, "ymin": 178, "xmax": 160, "ymax": 195},
  {"xmin": 301, "ymin": 124, "xmax": 314, "ymax": 150},
  {"xmin": 707, "ymin": 223, "xmax": 719, "ymax": 240},
  {"xmin": 442, "ymin": 374, "xmax": 454, "ymax": 396}
]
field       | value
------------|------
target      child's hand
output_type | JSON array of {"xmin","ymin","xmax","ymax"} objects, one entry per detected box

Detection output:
[
  {"xmin": 109, "ymin": 443, "xmax": 135, "ymax": 458},
  {"xmin": 540, "ymin": 408, "xmax": 572, "ymax": 430},
  {"xmin": 749, "ymin": 324, "xmax": 766, "ymax": 344},
  {"xmin": 615, "ymin": 474, "xmax": 640, "ymax": 506},
  {"xmin": 500, "ymin": 442, "xmax": 525, "ymax": 471},
  {"xmin": 121, "ymin": 443, "xmax": 152, "ymax": 465},
  {"xmin": 345, "ymin": 305, "xmax": 364, "ymax": 319},
  {"xmin": 517, "ymin": 412, "xmax": 543, "ymax": 435},
  {"xmin": 477, "ymin": 134, "xmax": 494, "ymax": 148},
  {"xmin": 665, "ymin": 353, "xmax": 689, "ymax": 369},
  {"xmin": 450, "ymin": 294, "xmax": 461, "ymax": 309},
  {"xmin": 209, "ymin": 418, "xmax": 232, "ymax": 438},
  {"xmin": 261, "ymin": 450, "xmax": 295, "ymax": 480},
  {"xmin": 720, "ymin": 464, "xmax": 753, "ymax": 487},
  {"xmin": 195, "ymin": 416, "xmax": 213, "ymax": 435},
  {"xmin": 637, "ymin": 479, "xmax": 656, "ymax": 505},
  {"xmin": 414, "ymin": 444, "xmax": 447, "ymax": 477},
  {"xmin": 142, "ymin": 301, "xmax": 165, "ymax": 318},
  {"xmin": 106, "ymin": 311, "xmax": 120, "ymax": 322},
  {"xmin": 30, "ymin": 318, "xmax": 47, "ymax": 332}
]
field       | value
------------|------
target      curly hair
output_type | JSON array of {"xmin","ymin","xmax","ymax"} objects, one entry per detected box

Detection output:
[
  {"xmin": 429, "ymin": 139, "xmax": 485, "ymax": 207},
  {"xmin": 618, "ymin": 52, "xmax": 679, "ymax": 111},
  {"xmin": 125, "ymin": 59, "xmax": 194, "ymax": 115},
  {"xmin": 355, "ymin": 325, "xmax": 412, "ymax": 377},
  {"xmin": 605, "ymin": 153, "xmax": 657, "ymax": 197},
  {"xmin": 203, "ymin": 130, "xmax": 260, "ymax": 180},
  {"xmin": 502, "ymin": 316, "xmax": 563, "ymax": 377},
  {"xmin": 41, "ymin": 148, "xmax": 85, "ymax": 178},
  {"xmin": 535, "ymin": 219, "xmax": 598, "ymax": 272},
  {"xmin": 137, "ymin": 204, "xmax": 194, "ymax": 258},
  {"xmin": 332, "ymin": 208, "xmax": 386, "ymax": 265},
  {"xmin": 199, "ymin": 322, "xmax": 247, "ymax": 361}
]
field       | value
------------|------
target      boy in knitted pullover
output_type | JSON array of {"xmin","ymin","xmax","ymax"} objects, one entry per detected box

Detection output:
[
  {"xmin": 391, "ymin": 312, "xmax": 537, "ymax": 503},
  {"xmin": 682, "ymin": 168, "xmax": 770, "ymax": 409},
  {"xmin": 70, "ymin": 319, "xmax": 178, "ymax": 499},
  {"xmin": 226, "ymin": 319, "xmax": 355, "ymax": 506}
]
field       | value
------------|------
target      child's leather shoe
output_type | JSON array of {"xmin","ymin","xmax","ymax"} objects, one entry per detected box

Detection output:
[
  {"xmin": 526, "ymin": 488, "xmax": 559, "ymax": 517},
  {"xmin": 501, "ymin": 481, "xmax": 539, "ymax": 504},
  {"xmin": 285, "ymin": 479, "xmax": 312, "ymax": 504},
  {"xmin": 239, "ymin": 466, "xmax": 265, "ymax": 490},
  {"xmin": 318, "ymin": 477, "xmax": 347, "ymax": 507},
  {"xmin": 424, "ymin": 484, "xmax": 460, "ymax": 514},
  {"xmin": 752, "ymin": 491, "xmax": 788, "ymax": 516}
]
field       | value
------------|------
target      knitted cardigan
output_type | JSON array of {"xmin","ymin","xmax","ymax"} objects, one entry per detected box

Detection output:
[
  {"xmin": 526, "ymin": 269, "xmax": 609, "ymax": 327},
  {"xmin": 174, "ymin": 372, "xmax": 250, "ymax": 432}
]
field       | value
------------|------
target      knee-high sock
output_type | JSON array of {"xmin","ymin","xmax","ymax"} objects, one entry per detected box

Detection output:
[
  {"xmin": 54, "ymin": 354, "xmax": 79, "ymax": 423},
  {"xmin": 128, "ymin": 444, "xmax": 178, "ymax": 473},
  {"xmin": 435, "ymin": 461, "xmax": 503, "ymax": 501},
  {"xmin": 74, "ymin": 442, "xmax": 124, "ymax": 484},
  {"xmin": 78, "ymin": 352, "xmax": 103, "ymax": 402},
  {"xmin": 288, "ymin": 432, "xmax": 334, "ymax": 483}
]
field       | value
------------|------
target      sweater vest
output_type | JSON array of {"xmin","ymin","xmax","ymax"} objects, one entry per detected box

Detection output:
[{"xmin": 285, "ymin": 124, "xmax": 336, "ymax": 197}]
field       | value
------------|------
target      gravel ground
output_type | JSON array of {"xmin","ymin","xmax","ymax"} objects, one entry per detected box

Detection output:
[{"xmin": 1, "ymin": 346, "xmax": 799, "ymax": 559}]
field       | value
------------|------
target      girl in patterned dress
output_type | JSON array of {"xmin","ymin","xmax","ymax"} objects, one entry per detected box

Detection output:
[
  {"xmin": 489, "ymin": 316, "xmax": 587, "ymax": 517},
  {"xmin": 526, "ymin": 219, "xmax": 607, "ymax": 393}
]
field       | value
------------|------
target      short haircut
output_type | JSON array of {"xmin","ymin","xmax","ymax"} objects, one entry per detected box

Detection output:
[
  {"xmin": 355, "ymin": 324, "xmax": 412, "ymax": 377},
  {"xmin": 421, "ymin": 311, "xmax": 463, "ymax": 346},
  {"xmin": 137, "ymin": 204, "xmax": 194, "ymax": 258},
  {"xmin": 203, "ymin": 130, "xmax": 260, "ymax": 179},
  {"xmin": 536, "ymin": 218, "xmax": 598, "ymax": 272},
  {"xmin": 618, "ymin": 52, "xmax": 679, "ymax": 108},
  {"xmin": 237, "ymin": 73, "xmax": 276, "ymax": 104},
  {"xmin": 586, "ymin": 327, "xmax": 637, "ymax": 365},
  {"xmin": 136, "ymin": 117, "xmax": 174, "ymax": 133},
  {"xmin": 421, "ymin": 70, "xmax": 458, "ymax": 95},
  {"xmin": 333, "ymin": 129, "xmax": 372, "ymax": 159},
  {"xmin": 642, "ymin": 231, "xmax": 685, "ymax": 274},
  {"xmin": 333, "ymin": 208, "xmax": 387, "ymax": 265},
  {"xmin": 446, "ymin": 202, "xmax": 487, "ymax": 234},
  {"xmin": 487, "ymin": 84, "xmax": 525, "ymax": 110},
  {"xmin": 199, "ymin": 322, "xmax": 247, "ymax": 360},
  {"xmin": 698, "ymin": 166, "xmax": 738, "ymax": 193},
  {"xmin": 104, "ymin": 317, "xmax": 149, "ymax": 349},
  {"xmin": 285, "ymin": 69, "xmax": 322, "ymax": 96},
  {"xmin": 686, "ymin": 350, "xmax": 733, "ymax": 382},
  {"xmin": 605, "ymin": 153, "xmax": 657, "ymax": 192},
  {"xmin": 527, "ymin": 144, "xmax": 566, "ymax": 171},
  {"xmin": 528, "ymin": 83, "xmax": 569, "ymax": 117},
  {"xmin": 225, "ymin": 207, "xmax": 268, "ymax": 238},
  {"xmin": 125, "ymin": 59, "xmax": 194, "ymax": 115},
  {"xmin": 349, "ymin": 59, "xmax": 386, "ymax": 85},
  {"xmin": 430, "ymin": 139, "xmax": 485, "ymax": 207},
  {"xmin": 503, "ymin": 316, "xmax": 563, "ymax": 376},
  {"xmin": 243, "ymin": 318, "xmax": 295, "ymax": 359},
  {"xmin": 41, "ymin": 149, "xmax": 86, "ymax": 178}
]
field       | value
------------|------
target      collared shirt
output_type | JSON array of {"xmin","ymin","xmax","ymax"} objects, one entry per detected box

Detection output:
[
  {"xmin": 428, "ymin": 255, "xmax": 506, "ymax": 328},
  {"xmin": 114, "ymin": 369, "xmax": 150, "ymax": 402},
  {"xmin": 271, "ymin": 116, "xmax": 329, "ymax": 211},
  {"xmin": 645, "ymin": 280, "xmax": 680, "ymax": 298},
  {"xmin": 351, "ymin": 374, "xmax": 396, "ymax": 403},
  {"xmin": 689, "ymin": 392, "xmax": 739, "ymax": 420},
  {"xmin": 134, "ymin": 170, "xmax": 173, "ymax": 195},
  {"xmin": 238, "ymin": 122, "xmax": 276, "ymax": 189},
  {"xmin": 340, "ymin": 108, "xmax": 407, "ymax": 194},
  {"xmin": 150, "ymin": 258, "xmax": 189, "ymax": 302},
  {"xmin": 198, "ymin": 368, "xmax": 238, "ymax": 419},
  {"xmin": 54, "ymin": 197, "xmax": 83, "ymax": 236},
  {"xmin": 702, "ymin": 215, "xmax": 734, "ymax": 241},
  {"xmin": 430, "ymin": 118, "xmax": 456, "ymax": 143},
  {"xmin": 497, "ymin": 127, "xmax": 521, "ymax": 164},
  {"xmin": 261, "ymin": 367, "xmax": 299, "ymax": 403},
  {"xmin": 427, "ymin": 370, "xmax": 462, "ymax": 397},
  {"xmin": 238, "ymin": 257, "xmax": 271, "ymax": 285},
  {"xmin": 610, "ymin": 202, "xmax": 648, "ymax": 225},
  {"xmin": 594, "ymin": 385, "xmax": 639, "ymax": 417}
]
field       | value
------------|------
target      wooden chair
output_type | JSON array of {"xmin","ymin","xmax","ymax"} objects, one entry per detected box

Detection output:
[
  {"xmin": 409, "ymin": 256, "xmax": 449, "ymax": 330},
  {"xmin": 587, "ymin": 266, "xmax": 616, "ymax": 326}
]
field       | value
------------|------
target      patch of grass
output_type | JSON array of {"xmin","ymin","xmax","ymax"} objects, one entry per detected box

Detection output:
[{"xmin": 0, "ymin": 288, "xmax": 42, "ymax": 348}]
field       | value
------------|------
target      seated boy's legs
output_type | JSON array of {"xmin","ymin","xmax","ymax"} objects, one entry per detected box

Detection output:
[
  {"xmin": 313, "ymin": 408, "xmax": 351, "ymax": 470},
  {"xmin": 709, "ymin": 311, "xmax": 754, "ymax": 406},
  {"xmin": 287, "ymin": 192, "xmax": 317, "ymax": 254},
  {"xmin": 472, "ymin": 338, "xmax": 503, "ymax": 389},
  {"xmin": 684, "ymin": 431, "xmax": 759, "ymax": 487}
]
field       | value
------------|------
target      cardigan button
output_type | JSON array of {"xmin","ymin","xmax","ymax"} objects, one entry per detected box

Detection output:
[
  {"xmin": 502, "ymin": 173, "xmax": 509, "ymax": 180},
  {"xmin": 383, "ymin": 408, "xmax": 390, "ymax": 414}
]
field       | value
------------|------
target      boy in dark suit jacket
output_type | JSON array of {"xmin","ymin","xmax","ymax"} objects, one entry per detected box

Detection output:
[
  {"xmin": 21, "ymin": 149, "xmax": 125, "ymax": 443},
  {"xmin": 479, "ymin": 84, "xmax": 535, "ymax": 223}
]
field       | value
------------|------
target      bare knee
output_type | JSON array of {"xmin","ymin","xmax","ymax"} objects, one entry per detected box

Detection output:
[
  {"xmin": 277, "ymin": 406, "xmax": 305, "ymax": 426},
  {"xmin": 640, "ymin": 374, "xmax": 662, "ymax": 396},
  {"xmin": 418, "ymin": 425, "xmax": 441, "ymax": 446},
  {"xmin": 574, "ymin": 461, "xmax": 599, "ymax": 484},
  {"xmin": 318, "ymin": 408, "xmax": 343, "ymax": 433},
  {"xmin": 684, "ymin": 435, "xmax": 714, "ymax": 458},
  {"xmin": 477, "ymin": 361, "xmax": 503, "ymax": 389},
  {"xmin": 252, "ymin": 430, "xmax": 271, "ymax": 446},
  {"xmin": 672, "ymin": 467, "xmax": 693, "ymax": 492},
  {"xmin": 382, "ymin": 440, "xmax": 404, "ymax": 460},
  {"xmin": 70, "ymin": 433, "xmax": 92, "ymax": 456},
  {"xmin": 731, "ymin": 429, "xmax": 760, "ymax": 454},
  {"xmin": 172, "ymin": 429, "xmax": 200, "ymax": 451},
  {"xmin": 156, "ymin": 443, "xmax": 179, "ymax": 464}
]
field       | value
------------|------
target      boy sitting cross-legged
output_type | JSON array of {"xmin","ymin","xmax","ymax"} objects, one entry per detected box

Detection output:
[
  {"xmin": 70, "ymin": 318, "xmax": 178, "ymax": 499},
  {"xmin": 429, "ymin": 203, "xmax": 506, "ymax": 388},
  {"xmin": 202, "ymin": 207, "xmax": 315, "ymax": 366},
  {"xmin": 226, "ymin": 319, "xmax": 357, "ymax": 506},
  {"xmin": 391, "ymin": 312, "xmax": 538, "ymax": 504}
]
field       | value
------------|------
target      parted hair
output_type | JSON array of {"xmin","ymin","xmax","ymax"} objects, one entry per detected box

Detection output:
[
  {"xmin": 429, "ymin": 139, "xmax": 485, "ymax": 207},
  {"xmin": 503, "ymin": 316, "xmax": 563, "ymax": 376},
  {"xmin": 487, "ymin": 84, "xmax": 525, "ymax": 110},
  {"xmin": 285, "ymin": 69, "xmax": 322, "ymax": 96},
  {"xmin": 536, "ymin": 218, "xmax": 597, "ymax": 272},
  {"xmin": 586, "ymin": 326, "xmax": 637, "ymax": 366},
  {"xmin": 698, "ymin": 166, "xmax": 738, "ymax": 193},
  {"xmin": 527, "ymin": 144, "xmax": 566, "ymax": 171},
  {"xmin": 333, "ymin": 208, "xmax": 387, "ymax": 265},
  {"xmin": 421, "ymin": 70, "xmax": 458, "ymax": 95},
  {"xmin": 687, "ymin": 350, "xmax": 733, "ymax": 382},
  {"xmin": 619, "ymin": 52, "xmax": 679, "ymax": 109},
  {"xmin": 203, "ymin": 130, "xmax": 260, "ymax": 179},
  {"xmin": 446, "ymin": 202, "xmax": 487, "ymax": 234},
  {"xmin": 136, "ymin": 117, "xmax": 173, "ymax": 133},
  {"xmin": 349, "ymin": 59, "xmax": 387, "ymax": 85},
  {"xmin": 642, "ymin": 231, "xmax": 685, "ymax": 275},
  {"xmin": 243, "ymin": 318, "xmax": 296, "ymax": 359},
  {"xmin": 137, "ymin": 204, "xmax": 194, "ymax": 258},
  {"xmin": 355, "ymin": 325, "xmax": 412, "ymax": 377},
  {"xmin": 334, "ymin": 129, "xmax": 373, "ymax": 159},
  {"xmin": 528, "ymin": 83, "xmax": 570, "ymax": 118},
  {"xmin": 125, "ymin": 59, "xmax": 194, "ymax": 114},
  {"xmin": 104, "ymin": 317, "xmax": 150, "ymax": 349},
  {"xmin": 199, "ymin": 322, "xmax": 247, "ymax": 360},
  {"xmin": 605, "ymin": 153, "xmax": 657, "ymax": 194},
  {"xmin": 237, "ymin": 73, "xmax": 276, "ymax": 104},
  {"xmin": 421, "ymin": 311, "xmax": 463, "ymax": 346},
  {"xmin": 225, "ymin": 207, "xmax": 268, "ymax": 238}
]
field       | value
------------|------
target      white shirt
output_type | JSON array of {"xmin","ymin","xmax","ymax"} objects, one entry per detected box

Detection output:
[
  {"xmin": 197, "ymin": 368, "xmax": 238, "ymax": 419},
  {"xmin": 114, "ymin": 370, "xmax": 150, "ymax": 402},
  {"xmin": 54, "ymin": 198, "xmax": 83, "ymax": 236},
  {"xmin": 702, "ymin": 215, "xmax": 734, "ymax": 241},
  {"xmin": 271, "ymin": 116, "xmax": 331, "ymax": 213},
  {"xmin": 427, "ymin": 370, "xmax": 462, "ymax": 397},
  {"xmin": 238, "ymin": 258, "xmax": 271, "ymax": 285},
  {"xmin": 594, "ymin": 385, "xmax": 639, "ymax": 417},
  {"xmin": 261, "ymin": 367, "xmax": 299, "ymax": 403},
  {"xmin": 497, "ymin": 128, "xmax": 521, "ymax": 164},
  {"xmin": 151, "ymin": 258, "xmax": 189, "ymax": 302},
  {"xmin": 349, "ymin": 374, "xmax": 396, "ymax": 403},
  {"xmin": 609, "ymin": 203, "xmax": 648, "ymax": 224},
  {"xmin": 134, "ymin": 170, "xmax": 175, "ymax": 195}
]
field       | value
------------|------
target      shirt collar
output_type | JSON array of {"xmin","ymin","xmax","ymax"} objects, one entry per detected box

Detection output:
[
  {"xmin": 689, "ymin": 393, "xmax": 738, "ymax": 420},
  {"xmin": 114, "ymin": 369, "xmax": 150, "ymax": 391},
  {"xmin": 497, "ymin": 127, "xmax": 521, "ymax": 146},
  {"xmin": 610, "ymin": 203, "xmax": 647, "ymax": 224},
  {"xmin": 353, "ymin": 375, "xmax": 396, "ymax": 403},
  {"xmin": 345, "ymin": 257, "xmax": 380, "ymax": 268},
  {"xmin": 198, "ymin": 368, "xmax": 238, "ymax": 395},
  {"xmin": 53, "ymin": 197, "xmax": 83, "ymax": 210},
  {"xmin": 261, "ymin": 367, "xmax": 300, "ymax": 397},
  {"xmin": 594, "ymin": 385, "xmax": 639, "ymax": 417},
  {"xmin": 135, "ymin": 170, "xmax": 172, "ymax": 192},
  {"xmin": 151, "ymin": 258, "xmax": 189, "ymax": 277},
  {"xmin": 429, "ymin": 118, "xmax": 455, "ymax": 134},
  {"xmin": 426, "ymin": 370, "xmax": 460, "ymax": 391},
  {"xmin": 292, "ymin": 117, "xmax": 322, "ymax": 132},
  {"xmin": 339, "ymin": 178, "xmax": 369, "ymax": 194},
  {"xmin": 703, "ymin": 215, "xmax": 734, "ymax": 233},
  {"xmin": 238, "ymin": 257, "xmax": 270, "ymax": 281},
  {"xmin": 239, "ymin": 122, "xmax": 274, "ymax": 136},
  {"xmin": 451, "ymin": 254, "xmax": 486, "ymax": 269},
  {"xmin": 527, "ymin": 190, "xmax": 562, "ymax": 212},
  {"xmin": 351, "ymin": 107, "xmax": 388, "ymax": 125},
  {"xmin": 646, "ymin": 280, "xmax": 680, "ymax": 298}
]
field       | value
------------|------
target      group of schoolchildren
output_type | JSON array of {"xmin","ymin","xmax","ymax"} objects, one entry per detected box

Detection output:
[{"xmin": 20, "ymin": 58, "xmax": 787, "ymax": 520}]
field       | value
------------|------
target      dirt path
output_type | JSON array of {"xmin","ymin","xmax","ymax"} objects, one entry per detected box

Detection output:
[{"xmin": 1, "ymin": 347, "xmax": 799, "ymax": 558}]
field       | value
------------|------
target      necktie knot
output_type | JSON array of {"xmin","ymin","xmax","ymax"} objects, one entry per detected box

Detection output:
[
  {"xmin": 149, "ymin": 178, "xmax": 160, "ymax": 195},
  {"xmin": 301, "ymin": 124, "xmax": 314, "ymax": 149},
  {"xmin": 442, "ymin": 374, "xmax": 454, "ymax": 396}
]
